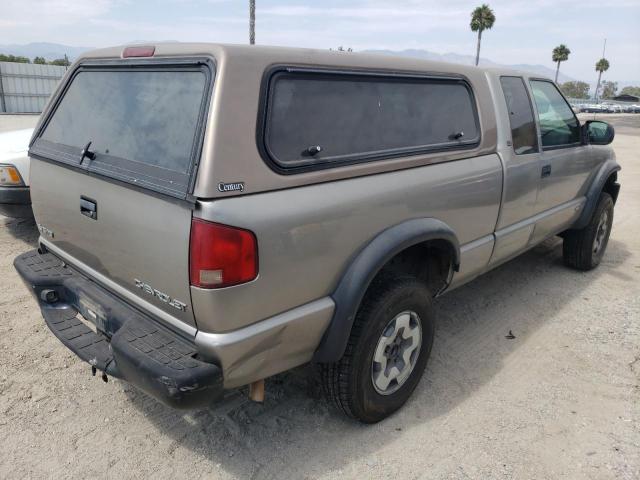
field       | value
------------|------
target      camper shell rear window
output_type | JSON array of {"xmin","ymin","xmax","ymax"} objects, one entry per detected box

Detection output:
[
  {"xmin": 259, "ymin": 68, "xmax": 481, "ymax": 173},
  {"xmin": 31, "ymin": 59, "xmax": 214, "ymax": 200}
]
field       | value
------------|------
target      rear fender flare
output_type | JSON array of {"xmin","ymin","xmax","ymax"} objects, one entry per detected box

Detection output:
[{"xmin": 313, "ymin": 218, "xmax": 460, "ymax": 363}]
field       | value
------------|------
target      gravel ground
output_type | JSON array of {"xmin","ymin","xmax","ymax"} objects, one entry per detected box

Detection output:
[{"xmin": 0, "ymin": 115, "xmax": 638, "ymax": 479}]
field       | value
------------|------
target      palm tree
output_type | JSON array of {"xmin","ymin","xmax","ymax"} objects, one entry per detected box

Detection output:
[
  {"xmin": 552, "ymin": 44, "xmax": 570, "ymax": 83},
  {"xmin": 249, "ymin": 0, "xmax": 256, "ymax": 45},
  {"xmin": 470, "ymin": 4, "xmax": 496, "ymax": 66},
  {"xmin": 594, "ymin": 58, "xmax": 610, "ymax": 102}
]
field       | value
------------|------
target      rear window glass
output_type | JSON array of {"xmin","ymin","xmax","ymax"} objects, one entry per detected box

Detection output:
[
  {"xmin": 263, "ymin": 71, "xmax": 480, "ymax": 170},
  {"xmin": 33, "ymin": 65, "xmax": 210, "ymax": 198}
]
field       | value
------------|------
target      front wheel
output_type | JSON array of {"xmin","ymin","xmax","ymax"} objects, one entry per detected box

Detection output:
[
  {"xmin": 563, "ymin": 192, "xmax": 614, "ymax": 270},
  {"xmin": 319, "ymin": 275, "xmax": 434, "ymax": 423}
]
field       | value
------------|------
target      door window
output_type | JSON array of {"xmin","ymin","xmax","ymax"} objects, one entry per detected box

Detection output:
[{"xmin": 530, "ymin": 80, "xmax": 580, "ymax": 148}]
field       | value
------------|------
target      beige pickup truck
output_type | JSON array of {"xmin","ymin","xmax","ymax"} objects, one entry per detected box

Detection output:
[{"xmin": 15, "ymin": 44, "xmax": 619, "ymax": 422}]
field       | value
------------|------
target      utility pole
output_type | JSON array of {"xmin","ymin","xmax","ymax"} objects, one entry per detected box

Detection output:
[{"xmin": 249, "ymin": 0, "xmax": 255, "ymax": 45}]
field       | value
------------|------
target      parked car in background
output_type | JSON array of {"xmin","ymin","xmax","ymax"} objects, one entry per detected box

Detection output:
[
  {"xmin": 580, "ymin": 103, "xmax": 640, "ymax": 114},
  {"xmin": 0, "ymin": 128, "xmax": 34, "ymax": 218},
  {"xmin": 14, "ymin": 44, "xmax": 620, "ymax": 422},
  {"xmin": 581, "ymin": 104, "xmax": 602, "ymax": 113},
  {"xmin": 623, "ymin": 104, "xmax": 640, "ymax": 113}
]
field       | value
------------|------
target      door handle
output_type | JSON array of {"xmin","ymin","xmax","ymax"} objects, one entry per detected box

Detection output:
[
  {"xmin": 541, "ymin": 165, "xmax": 552, "ymax": 178},
  {"xmin": 80, "ymin": 196, "xmax": 97, "ymax": 220}
]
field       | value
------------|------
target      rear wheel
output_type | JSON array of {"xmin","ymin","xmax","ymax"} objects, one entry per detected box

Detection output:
[
  {"xmin": 319, "ymin": 275, "xmax": 434, "ymax": 423},
  {"xmin": 563, "ymin": 192, "xmax": 614, "ymax": 270}
]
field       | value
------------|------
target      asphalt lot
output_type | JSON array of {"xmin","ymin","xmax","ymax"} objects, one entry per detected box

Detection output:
[{"xmin": 0, "ymin": 114, "xmax": 638, "ymax": 479}]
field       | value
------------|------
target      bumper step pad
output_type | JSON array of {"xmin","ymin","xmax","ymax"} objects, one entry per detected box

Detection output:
[
  {"xmin": 47, "ymin": 308, "xmax": 114, "ymax": 371},
  {"xmin": 15, "ymin": 249, "xmax": 223, "ymax": 409}
]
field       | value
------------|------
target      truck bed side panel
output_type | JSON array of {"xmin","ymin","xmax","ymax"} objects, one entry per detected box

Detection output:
[{"xmin": 193, "ymin": 154, "xmax": 503, "ymax": 333}]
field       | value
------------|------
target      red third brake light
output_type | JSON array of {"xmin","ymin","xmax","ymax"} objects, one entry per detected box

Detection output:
[
  {"xmin": 122, "ymin": 45, "xmax": 156, "ymax": 58},
  {"xmin": 189, "ymin": 219, "xmax": 258, "ymax": 289}
]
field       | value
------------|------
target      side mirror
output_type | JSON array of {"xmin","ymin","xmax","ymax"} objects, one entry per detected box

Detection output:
[{"xmin": 584, "ymin": 120, "xmax": 615, "ymax": 145}]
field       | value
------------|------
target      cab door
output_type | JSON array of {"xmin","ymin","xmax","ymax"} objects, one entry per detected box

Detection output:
[
  {"xmin": 489, "ymin": 75, "xmax": 541, "ymax": 267},
  {"xmin": 528, "ymin": 80, "xmax": 597, "ymax": 242}
]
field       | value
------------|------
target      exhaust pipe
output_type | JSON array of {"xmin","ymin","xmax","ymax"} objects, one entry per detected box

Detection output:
[{"xmin": 249, "ymin": 379, "xmax": 265, "ymax": 402}]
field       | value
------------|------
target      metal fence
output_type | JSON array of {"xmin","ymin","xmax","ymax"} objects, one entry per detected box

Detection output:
[
  {"xmin": 0, "ymin": 62, "xmax": 66, "ymax": 113},
  {"xmin": 566, "ymin": 97, "xmax": 639, "ymax": 106}
]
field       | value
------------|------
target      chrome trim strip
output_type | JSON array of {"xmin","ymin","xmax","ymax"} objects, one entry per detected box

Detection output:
[
  {"xmin": 460, "ymin": 233, "xmax": 494, "ymax": 252},
  {"xmin": 494, "ymin": 196, "xmax": 585, "ymax": 240}
]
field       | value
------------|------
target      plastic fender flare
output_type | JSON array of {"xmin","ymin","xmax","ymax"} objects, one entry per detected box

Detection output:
[
  {"xmin": 573, "ymin": 160, "xmax": 621, "ymax": 230},
  {"xmin": 313, "ymin": 218, "xmax": 460, "ymax": 363}
]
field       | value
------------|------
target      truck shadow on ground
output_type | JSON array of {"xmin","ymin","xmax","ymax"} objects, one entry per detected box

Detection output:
[
  {"xmin": 121, "ymin": 236, "xmax": 631, "ymax": 479},
  {"xmin": 2, "ymin": 215, "xmax": 38, "ymax": 248}
]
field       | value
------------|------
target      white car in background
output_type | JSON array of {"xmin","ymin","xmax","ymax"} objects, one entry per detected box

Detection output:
[{"xmin": 0, "ymin": 128, "xmax": 34, "ymax": 218}]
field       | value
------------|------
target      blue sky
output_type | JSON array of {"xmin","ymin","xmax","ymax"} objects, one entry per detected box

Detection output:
[{"xmin": 2, "ymin": 0, "xmax": 639, "ymax": 81}]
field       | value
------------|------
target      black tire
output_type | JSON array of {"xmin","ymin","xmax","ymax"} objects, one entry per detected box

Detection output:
[
  {"xmin": 319, "ymin": 275, "xmax": 434, "ymax": 423},
  {"xmin": 563, "ymin": 192, "xmax": 614, "ymax": 271}
]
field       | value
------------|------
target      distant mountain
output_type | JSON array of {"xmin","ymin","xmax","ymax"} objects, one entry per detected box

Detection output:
[
  {"xmin": 0, "ymin": 41, "xmax": 178, "ymax": 62},
  {"xmin": 363, "ymin": 49, "xmax": 575, "ymax": 84},
  {"xmin": 0, "ymin": 42, "xmax": 91, "ymax": 62},
  {"xmin": 3, "ymin": 43, "xmax": 633, "ymax": 89}
]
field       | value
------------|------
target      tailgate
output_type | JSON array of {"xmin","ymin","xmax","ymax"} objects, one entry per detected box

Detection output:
[{"xmin": 27, "ymin": 59, "xmax": 214, "ymax": 330}]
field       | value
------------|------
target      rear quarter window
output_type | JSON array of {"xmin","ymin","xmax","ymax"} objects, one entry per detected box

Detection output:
[
  {"xmin": 499, "ymin": 76, "xmax": 539, "ymax": 155},
  {"xmin": 261, "ymin": 69, "xmax": 481, "ymax": 172}
]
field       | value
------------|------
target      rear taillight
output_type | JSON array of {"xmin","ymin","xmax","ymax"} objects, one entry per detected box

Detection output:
[
  {"xmin": 122, "ymin": 45, "xmax": 155, "ymax": 58},
  {"xmin": 189, "ymin": 219, "xmax": 258, "ymax": 289}
]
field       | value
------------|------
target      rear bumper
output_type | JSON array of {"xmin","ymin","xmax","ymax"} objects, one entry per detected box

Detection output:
[
  {"xmin": 14, "ymin": 249, "xmax": 223, "ymax": 409},
  {"xmin": 0, "ymin": 186, "xmax": 32, "ymax": 218}
]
